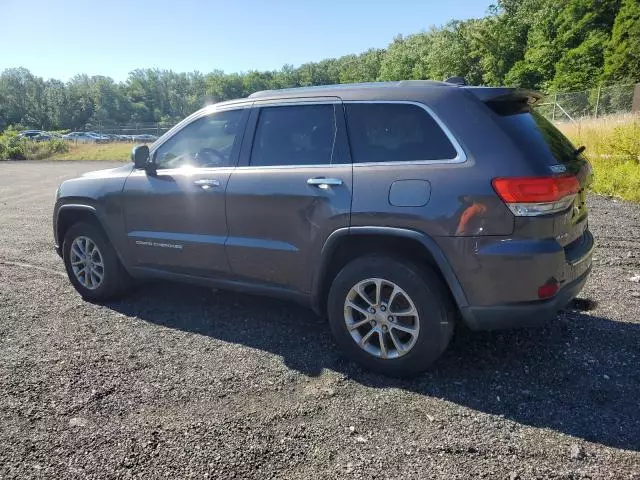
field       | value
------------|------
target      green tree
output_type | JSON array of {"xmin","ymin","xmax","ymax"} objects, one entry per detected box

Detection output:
[
  {"xmin": 603, "ymin": 0, "xmax": 640, "ymax": 83},
  {"xmin": 0, "ymin": 68, "xmax": 49, "ymax": 129},
  {"xmin": 1, "ymin": 0, "xmax": 637, "ymax": 131},
  {"xmin": 338, "ymin": 49, "xmax": 384, "ymax": 83},
  {"xmin": 419, "ymin": 21, "xmax": 484, "ymax": 83},
  {"xmin": 548, "ymin": 0, "xmax": 618, "ymax": 91},
  {"xmin": 552, "ymin": 31, "xmax": 610, "ymax": 91},
  {"xmin": 378, "ymin": 35, "xmax": 418, "ymax": 81},
  {"xmin": 475, "ymin": 0, "xmax": 547, "ymax": 86}
]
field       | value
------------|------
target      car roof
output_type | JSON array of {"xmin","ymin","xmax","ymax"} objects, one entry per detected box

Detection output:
[
  {"xmin": 208, "ymin": 80, "xmax": 459, "ymax": 110},
  {"xmin": 181, "ymin": 82, "xmax": 541, "ymax": 135},
  {"xmin": 247, "ymin": 80, "xmax": 452, "ymax": 99}
]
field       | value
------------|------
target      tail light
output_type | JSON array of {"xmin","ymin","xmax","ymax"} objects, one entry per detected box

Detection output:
[
  {"xmin": 538, "ymin": 281, "xmax": 559, "ymax": 299},
  {"xmin": 492, "ymin": 175, "xmax": 580, "ymax": 216}
]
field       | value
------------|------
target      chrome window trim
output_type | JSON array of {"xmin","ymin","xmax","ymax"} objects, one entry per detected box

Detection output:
[
  {"xmin": 233, "ymin": 163, "xmax": 352, "ymax": 170},
  {"xmin": 148, "ymin": 99, "xmax": 467, "ymax": 171},
  {"xmin": 128, "ymin": 166, "xmax": 237, "ymax": 177},
  {"xmin": 343, "ymin": 100, "xmax": 467, "ymax": 166}
]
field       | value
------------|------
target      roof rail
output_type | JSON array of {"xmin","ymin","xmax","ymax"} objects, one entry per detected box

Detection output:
[
  {"xmin": 248, "ymin": 90, "xmax": 275, "ymax": 98},
  {"xmin": 445, "ymin": 76, "xmax": 466, "ymax": 86},
  {"xmin": 248, "ymin": 80, "xmax": 453, "ymax": 99}
]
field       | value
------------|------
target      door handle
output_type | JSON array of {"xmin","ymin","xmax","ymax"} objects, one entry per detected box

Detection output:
[
  {"xmin": 193, "ymin": 179, "xmax": 220, "ymax": 189},
  {"xmin": 307, "ymin": 177, "xmax": 343, "ymax": 188}
]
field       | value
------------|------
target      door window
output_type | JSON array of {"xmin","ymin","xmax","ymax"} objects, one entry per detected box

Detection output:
[
  {"xmin": 154, "ymin": 109, "xmax": 244, "ymax": 169},
  {"xmin": 345, "ymin": 103, "xmax": 457, "ymax": 163},
  {"xmin": 250, "ymin": 104, "xmax": 337, "ymax": 167}
]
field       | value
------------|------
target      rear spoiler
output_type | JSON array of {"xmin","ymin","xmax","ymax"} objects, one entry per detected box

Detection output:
[{"xmin": 463, "ymin": 87, "xmax": 543, "ymax": 114}]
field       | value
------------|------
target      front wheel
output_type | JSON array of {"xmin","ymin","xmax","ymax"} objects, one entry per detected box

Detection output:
[
  {"xmin": 327, "ymin": 255, "xmax": 455, "ymax": 377},
  {"xmin": 62, "ymin": 222, "xmax": 130, "ymax": 300}
]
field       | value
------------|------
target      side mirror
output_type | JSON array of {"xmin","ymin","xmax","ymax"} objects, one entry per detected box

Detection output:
[{"xmin": 131, "ymin": 145, "xmax": 150, "ymax": 169}]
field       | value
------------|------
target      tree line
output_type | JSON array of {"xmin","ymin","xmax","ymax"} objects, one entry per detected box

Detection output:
[{"xmin": 1, "ymin": 0, "xmax": 638, "ymax": 132}]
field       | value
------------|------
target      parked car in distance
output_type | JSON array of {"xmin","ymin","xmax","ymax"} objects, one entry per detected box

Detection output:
[
  {"xmin": 33, "ymin": 133, "xmax": 53, "ymax": 142},
  {"xmin": 85, "ymin": 132, "xmax": 110, "ymax": 142},
  {"xmin": 62, "ymin": 132, "xmax": 92, "ymax": 143},
  {"xmin": 16, "ymin": 130, "xmax": 59, "ymax": 142},
  {"xmin": 52, "ymin": 80, "xmax": 594, "ymax": 376},
  {"xmin": 62, "ymin": 132, "xmax": 106, "ymax": 143},
  {"xmin": 131, "ymin": 134, "xmax": 158, "ymax": 142},
  {"xmin": 18, "ymin": 130, "xmax": 44, "ymax": 139},
  {"xmin": 104, "ymin": 133, "xmax": 125, "ymax": 141}
]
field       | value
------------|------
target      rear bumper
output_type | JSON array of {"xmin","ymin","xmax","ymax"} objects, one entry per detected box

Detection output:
[{"xmin": 460, "ymin": 265, "xmax": 591, "ymax": 331}]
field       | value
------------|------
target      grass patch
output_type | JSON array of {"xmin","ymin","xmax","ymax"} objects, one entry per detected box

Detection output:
[
  {"xmin": 557, "ymin": 114, "xmax": 640, "ymax": 202},
  {"xmin": 49, "ymin": 142, "xmax": 138, "ymax": 161},
  {"xmin": 0, "ymin": 130, "xmax": 69, "ymax": 160}
]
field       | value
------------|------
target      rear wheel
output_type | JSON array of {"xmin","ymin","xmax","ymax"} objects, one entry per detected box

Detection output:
[
  {"xmin": 327, "ymin": 255, "xmax": 455, "ymax": 377},
  {"xmin": 62, "ymin": 222, "xmax": 130, "ymax": 300}
]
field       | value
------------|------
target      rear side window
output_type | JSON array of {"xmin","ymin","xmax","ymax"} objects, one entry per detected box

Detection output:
[
  {"xmin": 491, "ymin": 108, "xmax": 577, "ymax": 164},
  {"xmin": 345, "ymin": 103, "xmax": 458, "ymax": 163},
  {"xmin": 250, "ymin": 104, "xmax": 337, "ymax": 167}
]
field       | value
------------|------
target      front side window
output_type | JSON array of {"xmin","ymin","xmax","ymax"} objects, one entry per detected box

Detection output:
[
  {"xmin": 345, "ymin": 103, "xmax": 458, "ymax": 163},
  {"xmin": 154, "ymin": 109, "xmax": 244, "ymax": 169},
  {"xmin": 250, "ymin": 104, "xmax": 337, "ymax": 167}
]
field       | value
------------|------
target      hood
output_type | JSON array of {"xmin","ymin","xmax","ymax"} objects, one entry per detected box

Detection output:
[{"xmin": 81, "ymin": 163, "xmax": 134, "ymax": 179}]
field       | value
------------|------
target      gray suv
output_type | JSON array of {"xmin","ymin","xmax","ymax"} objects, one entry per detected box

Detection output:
[{"xmin": 53, "ymin": 81, "xmax": 594, "ymax": 376}]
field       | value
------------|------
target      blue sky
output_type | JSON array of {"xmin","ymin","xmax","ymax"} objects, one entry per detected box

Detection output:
[{"xmin": 1, "ymin": 0, "xmax": 493, "ymax": 81}]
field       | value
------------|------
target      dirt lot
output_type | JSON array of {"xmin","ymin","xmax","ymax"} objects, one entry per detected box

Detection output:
[{"xmin": 1, "ymin": 161, "xmax": 639, "ymax": 479}]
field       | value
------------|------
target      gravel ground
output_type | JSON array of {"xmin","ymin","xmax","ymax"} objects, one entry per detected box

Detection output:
[{"xmin": 0, "ymin": 161, "xmax": 639, "ymax": 479}]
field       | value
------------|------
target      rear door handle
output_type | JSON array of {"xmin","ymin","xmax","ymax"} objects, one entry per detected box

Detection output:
[
  {"xmin": 193, "ymin": 179, "xmax": 220, "ymax": 189},
  {"xmin": 307, "ymin": 177, "xmax": 343, "ymax": 188}
]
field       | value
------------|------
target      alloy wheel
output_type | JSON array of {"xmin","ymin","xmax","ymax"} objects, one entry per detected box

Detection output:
[
  {"xmin": 69, "ymin": 236, "xmax": 104, "ymax": 290},
  {"xmin": 343, "ymin": 278, "xmax": 420, "ymax": 359}
]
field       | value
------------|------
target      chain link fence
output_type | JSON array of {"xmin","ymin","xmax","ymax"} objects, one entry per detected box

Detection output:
[
  {"xmin": 86, "ymin": 122, "xmax": 175, "ymax": 136},
  {"xmin": 61, "ymin": 122, "xmax": 178, "ymax": 143},
  {"xmin": 537, "ymin": 83, "xmax": 639, "ymax": 122}
]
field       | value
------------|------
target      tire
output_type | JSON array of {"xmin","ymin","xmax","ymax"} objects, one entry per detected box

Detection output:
[
  {"xmin": 327, "ymin": 255, "xmax": 455, "ymax": 377},
  {"xmin": 62, "ymin": 222, "xmax": 130, "ymax": 301}
]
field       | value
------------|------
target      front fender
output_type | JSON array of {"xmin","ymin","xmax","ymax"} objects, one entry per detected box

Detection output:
[{"xmin": 53, "ymin": 164, "xmax": 133, "ymax": 261}]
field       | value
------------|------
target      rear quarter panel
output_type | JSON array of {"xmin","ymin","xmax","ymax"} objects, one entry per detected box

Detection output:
[
  {"xmin": 347, "ymin": 88, "xmax": 567, "ymax": 307},
  {"xmin": 349, "ymin": 88, "xmax": 527, "ymax": 238}
]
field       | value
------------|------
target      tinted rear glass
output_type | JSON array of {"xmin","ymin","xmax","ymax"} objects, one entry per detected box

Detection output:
[
  {"xmin": 345, "ymin": 103, "xmax": 457, "ymax": 163},
  {"xmin": 250, "ymin": 104, "xmax": 337, "ymax": 167},
  {"xmin": 493, "ymin": 108, "xmax": 577, "ymax": 164}
]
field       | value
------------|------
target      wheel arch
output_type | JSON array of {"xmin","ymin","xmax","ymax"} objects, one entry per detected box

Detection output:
[
  {"xmin": 54, "ymin": 203, "xmax": 128, "ymax": 266},
  {"xmin": 55, "ymin": 204, "xmax": 99, "ymax": 247},
  {"xmin": 311, "ymin": 227, "xmax": 469, "ymax": 317}
]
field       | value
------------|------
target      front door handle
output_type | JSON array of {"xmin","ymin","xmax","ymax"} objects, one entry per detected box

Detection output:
[
  {"xmin": 193, "ymin": 179, "xmax": 221, "ymax": 189},
  {"xmin": 307, "ymin": 177, "xmax": 343, "ymax": 188}
]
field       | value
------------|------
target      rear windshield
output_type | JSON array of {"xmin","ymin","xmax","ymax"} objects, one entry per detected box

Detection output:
[{"xmin": 491, "ymin": 107, "xmax": 577, "ymax": 164}]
